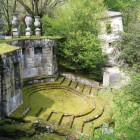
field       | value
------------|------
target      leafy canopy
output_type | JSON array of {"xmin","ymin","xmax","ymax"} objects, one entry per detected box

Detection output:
[{"xmin": 42, "ymin": 0, "xmax": 107, "ymax": 80}]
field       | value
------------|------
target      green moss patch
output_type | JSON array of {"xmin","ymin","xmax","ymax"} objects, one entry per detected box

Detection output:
[
  {"xmin": 0, "ymin": 36, "xmax": 63, "ymax": 44},
  {"xmin": 19, "ymin": 133, "xmax": 66, "ymax": 140},
  {"xmin": 0, "ymin": 121, "xmax": 35, "ymax": 138},
  {"xmin": 9, "ymin": 77, "xmax": 112, "ymax": 137},
  {"xmin": 28, "ymin": 89, "xmax": 92, "ymax": 117},
  {"xmin": 0, "ymin": 43, "xmax": 20, "ymax": 55}
]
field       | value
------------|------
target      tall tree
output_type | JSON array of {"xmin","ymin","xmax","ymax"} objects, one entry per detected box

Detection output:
[
  {"xmin": 42, "ymin": 0, "xmax": 107, "ymax": 80},
  {"xmin": 0, "ymin": 0, "xmax": 17, "ymax": 35},
  {"xmin": 17, "ymin": 0, "xmax": 66, "ymax": 17}
]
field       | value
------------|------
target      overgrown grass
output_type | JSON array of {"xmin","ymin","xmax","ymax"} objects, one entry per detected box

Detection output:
[
  {"xmin": 19, "ymin": 133, "xmax": 66, "ymax": 140},
  {"xmin": 27, "ymin": 88, "xmax": 92, "ymax": 118}
]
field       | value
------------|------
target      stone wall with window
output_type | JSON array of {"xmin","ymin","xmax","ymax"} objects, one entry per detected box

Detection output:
[
  {"xmin": 99, "ymin": 11, "xmax": 124, "ymax": 87},
  {"xmin": 0, "ymin": 38, "xmax": 58, "ymax": 118},
  {"xmin": 9, "ymin": 39, "xmax": 58, "ymax": 78},
  {"xmin": 0, "ymin": 49, "xmax": 22, "ymax": 118}
]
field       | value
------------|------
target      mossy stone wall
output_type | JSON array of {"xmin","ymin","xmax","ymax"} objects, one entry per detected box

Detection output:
[
  {"xmin": 9, "ymin": 39, "xmax": 58, "ymax": 78},
  {"xmin": 0, "ymin": 49, "xmax": 22, "ymax": 118}
]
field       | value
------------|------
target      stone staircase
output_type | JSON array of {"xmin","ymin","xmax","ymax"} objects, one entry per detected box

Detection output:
[{"xmin": 10, "ymin": 76, "xmax": 111, "ymax": 136}]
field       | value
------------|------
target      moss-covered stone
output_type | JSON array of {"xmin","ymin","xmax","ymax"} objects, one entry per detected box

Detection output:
[
  {"xmin": 0, "ymin": 36, "xmax": 63, "ymax": 55},
  {"xmin": 0, "ymin": 43, "xmax": 20, "ymax": 55},
  {"xmin": 9, "ymin": 77, "xmax": 112, "ymax": 137},
  {"xmin": 23, "ymin": 73, "xmax": 58, "ymax": 83},
  {"xmin": 0, "ymin": 36, "xmax": 63, "ymax": 44}
]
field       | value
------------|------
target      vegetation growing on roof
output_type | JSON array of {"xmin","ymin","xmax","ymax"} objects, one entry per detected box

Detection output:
[
  {"xmin": 0, "ymin": 36, "xmax": 63, "ymax": 55},
  {"xmin": 0, "ymin": 43, "xmax": 20, "ymax": 55}
]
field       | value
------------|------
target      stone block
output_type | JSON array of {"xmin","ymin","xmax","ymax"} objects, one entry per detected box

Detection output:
[
  {"xmin": 38, "ymin": 67, "xmax": 44, "ymax": 75},
  {"xmin": 3, "ymin": 91, "xmax": 22, "ymax": 116},
  {"xmin": 34, "ymin": 55, "xmax": 42, "ymax": 67},
  {"xmin": 41, "ymin": 57, "xmax": 47, "ymax": 64},
  {"xmin": 42, "ymin": 47, "xmax": 51, "ymax": 54},
  {"xmin": 44, "ymin": 66, "xmax": 53, "ymax": 75},
  {"xmin": 29, "ymin": 48, "xmax": 34, "ymax": 57},
  {"xmin": 26, "ymin": 68, "xmax": 38, "ymax": 77},
  {"xmin": 26, "ymin": 58, "xmax": 34, "ymax": 68},
  {"xmin": 103, "ymin": 67, "xmax": 121, "ymax": 87}
]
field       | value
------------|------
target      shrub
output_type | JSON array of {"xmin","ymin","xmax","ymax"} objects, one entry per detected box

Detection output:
[{"xmin": 42, "ymin": 0, "xmax": 107, "ymax": 81}]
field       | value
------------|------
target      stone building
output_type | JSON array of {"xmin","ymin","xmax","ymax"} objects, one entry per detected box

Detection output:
[
  {"xmin": 9, "ymin": 39, "xmax": 58, "ymax": 79},
  {"xmin": 99, "ymin": 11, "xmax": 124, "ymax": 87},
  {"xmin": 0, "ymin": 44, "xmax": 22, "ymax": 118},
  {"xmin": 0, "ymin": 38, "xmax": 58, "ymax": 118}
]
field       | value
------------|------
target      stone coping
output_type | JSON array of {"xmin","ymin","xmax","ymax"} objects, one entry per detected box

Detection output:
[
  {"xmin": 23, "ymin": 73, "xmax": 59, "ymax": 86},
  {"xmin": 0, "ymin": 43, "xmax": 20, "ymax": 55},
  {"xmin": 0, "ymin": 36, "xmax": 63, "ymax": 55},
  {"xmin": 60, "ymin": 72, "xmax": 99, "ymax": 87}
]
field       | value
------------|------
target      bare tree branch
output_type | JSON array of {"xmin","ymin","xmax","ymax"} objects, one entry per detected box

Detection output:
[{"xmin": 16, "ymin": 0, "xmax": 66, "ymax": 17}]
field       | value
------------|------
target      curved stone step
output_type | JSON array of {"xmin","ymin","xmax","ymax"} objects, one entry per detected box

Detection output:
[
  {"xmin": 23, "ymin": 84, "xmax": 92, "ymax": 100},
  {"xmin": 23, "ymin": 82, "xmax": 60, "ymax": 91},
  {"xmin": 19, "ymin": 85, "xmax": 95, "ymax": 119},
  {"xmin": 82, "ymin": 104, "xmax": 112, "ymax": 135},
  {"xmin": 61, "ymin": 78, "xmax": 71, "ymax": 86},
  {"xmin": 82, "ymin": 123, "xmax": 94, "ymax": 136},
  {"xmin": 61, "ymin": 115, "xmax": 75, "ymax": 129},
  {"xmin": 83, "ymin": 85, "xmax": 92, "ymax": 95},
  {"xmin": 90, "ymin": 87, "xmax": 98, "ymax": 96},
  {"xmin": 92, "ymin": 102, "xmax": 112, "ymax": 130},
  {"xmin": 48, "ymin": 112, "xmax": 63, "ymax": 125},
  {"xmin": 56, "ymin": 76, "xmax": 65, "ymax": 83},
  {"xmin": 76, "ymin": 83, "xmax": 85, "ymax": 93},
  {"xmin": 72, "ymin": 97, "xmax": 104, "ymax": 133},
  {"xmin": 69, "ymin": 81, "xmax": 78, "ymax": 89}
]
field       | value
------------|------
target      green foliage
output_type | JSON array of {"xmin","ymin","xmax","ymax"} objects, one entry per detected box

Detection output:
[
  {"xmin": 113, "ymin": 73, "xmax": 140, "ymax": 140},
  {"xmin": 116, "ymin": 32, "xmax": 140, "ymax": 71},
  {"xmin": 42, "ymin": 0, "xmax": 107, "ymax": 80},
  {"xmin": 104, "ymin": 0, "xmax": 140, "ymax": 31},
  {"xmin": 104, "ymin": 0, "xmax": 140, "ymax": 11},
  {"xmin": 0, "ymin": 121, "xmax": 34, "ymax": 138}
]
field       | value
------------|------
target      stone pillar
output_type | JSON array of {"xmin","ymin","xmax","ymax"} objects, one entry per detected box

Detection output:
[
  {"xmin": 11, "ymin": 13, "xmax": 20, "ymax": 38},
  {"xmin": 0, "ymin": 50, "xmax": 23, "ymax": 117},
  {"xmin": 103, "ymin": 70, "xmax": 110, "ymax": 87},
  {"xmin": 103, "ymin": 67, "xmax": 121, "ymax": 87},
  {"xmin": 25, "ymin": 15, "xmax": 32, "ymax": 37},
  {"xmin": 34, "ymin": 16, "xmax": 41, "ymax": 36},
  {"xmin": 0, "ymin": 10, "xmax": 4, "ymax": 39}
]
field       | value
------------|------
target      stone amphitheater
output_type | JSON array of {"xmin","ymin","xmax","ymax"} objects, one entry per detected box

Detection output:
[
  {"xmin": 0, "ymin": 10, "xmax": 124, "ymax": 138},
  {"xmin": 11, "ymin": 75, "xmax": 111, "ymax": 135}
]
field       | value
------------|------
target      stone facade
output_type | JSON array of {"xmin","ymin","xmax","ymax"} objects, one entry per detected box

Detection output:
[
  {"xmin": 0, "ymin": 49, "xmax": 22, "ymax": 118},
  {"xmin": 99, "ymin": 11, "xmax": 124, "ymax": 87},
  {"xmin": 9, "ymin": 39, "xmax": 58, "ymax": 78},
  {"xmin": 0, "ymin": 38, "xmax": 58, "ymax": 118}
]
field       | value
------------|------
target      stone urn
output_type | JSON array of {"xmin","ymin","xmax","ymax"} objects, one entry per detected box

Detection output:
[
  {"xmin": 34, "ymin": 16, "xmax": 41, "ymax": 36},
  {"xmin": 25, "ymin": 15, "xmax": 33, "ymax": 36},
  {"xmin": 0, "ymin": 11, "xmax": 4, "ymax": 38},
  {"xmin": 11, "ymin": 13, "xmax": 20, "ymax": 38}
]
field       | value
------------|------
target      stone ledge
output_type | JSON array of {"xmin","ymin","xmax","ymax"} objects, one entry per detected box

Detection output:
[
  {"xmin": 60, "ymin": 73, "xmax": 99, "ymax": 88},
  {"xmin": 23, "ymin": 73, "xmax": 59, "ymax": 86}
]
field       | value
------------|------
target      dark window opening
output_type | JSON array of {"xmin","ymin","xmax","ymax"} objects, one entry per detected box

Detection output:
[
  {"xmin": 22, "ymin": 48, "xmax": 26, "ymax": 54},
  {"xmin": 109, "ymin": 43, "xmax": 112, "ymax": 46},
  {"xmin": 106, "ymin": 24, "xmax": 112, "ymax": 34},
  {"xmin": 34, "ymin": 47, "xmax": 42, "ymax": 54},
  {"xmin": 14, "ymin": 63, "xmax": 21, "ymax": 90}
]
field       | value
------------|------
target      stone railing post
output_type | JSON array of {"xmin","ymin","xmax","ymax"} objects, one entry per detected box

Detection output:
[
  {"xmin": 34, "ymin": 16, "xmax": 41, "ymax": 36},
  {"xmin": 0, "ymin": 10, "xmax": 4, "ymax": 39},
  {"xmin": 12, "ymin": 13, "xmax": 20, "ymax": 38},
  {"xmin": 25, "ymin": 15, "xmax": 33, "ymax": 37}
]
